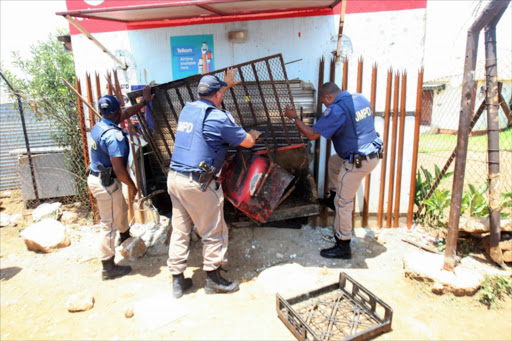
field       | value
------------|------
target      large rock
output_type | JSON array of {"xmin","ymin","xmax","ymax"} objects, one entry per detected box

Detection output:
[
  {"xmin": 66, "ymin": 292, "xmax": 94, "ymax": 312},
  {"xmin": 481, "ymin": 235, "xmax": 512, "ymax": 263},
  {"xmin": 403, "ymin": 252, "xmax": 481, "ymax": 296},
  {"xmin": 119, "ymin": 237, "xmax": 147, "ymax": 261},
  {"xmin": 20, "ymin": 218, "xmax": 70, "ymax": 253},
  {"xmin": 459, "ymin": 217, "xmax": 512, "ymax": 234},
  {"xmin": 32, "ymin": 202, "xmax": 62, "ymax": 222},
  {"xmin": 130, "ymin": 221, "xmax": 171, "ymax": 249}
]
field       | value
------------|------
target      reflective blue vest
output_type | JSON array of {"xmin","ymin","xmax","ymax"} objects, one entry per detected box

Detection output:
[
  {"xmin": 171, "ymin": 101, "xmax": 221, "ymax": 172},
  {"xmin": 89, "ymin": 119, "xmax": 128, "ymax": 172},
  {"xmin": 332, "ymin": 93, "xmax": 379, "ymax": 158}
]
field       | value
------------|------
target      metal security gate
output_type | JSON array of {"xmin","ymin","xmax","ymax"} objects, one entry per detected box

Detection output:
[{"xmin": 128, "ymin": 54, "xmax": 319, "ymax": 223}]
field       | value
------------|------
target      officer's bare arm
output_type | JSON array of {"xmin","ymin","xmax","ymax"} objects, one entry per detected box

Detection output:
[
  {"xmin": 111, "ymin": 157, "xmax": 138, "ymax": 202},
  {"xmin": 283, "ymin": 105, "xmax": 321, "ymax": 141},
  {"xmin": 239, "ymin": 129, "xmax": 262, "ymax": 148},
  {"xmin": 120, "ymin": 85, "xmax": 155, "ymax": 122}
]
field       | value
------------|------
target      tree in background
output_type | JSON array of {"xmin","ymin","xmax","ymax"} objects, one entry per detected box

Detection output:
[{"xmin": 1, "ymin": 28, "xmax": 89, "ymax": 208}]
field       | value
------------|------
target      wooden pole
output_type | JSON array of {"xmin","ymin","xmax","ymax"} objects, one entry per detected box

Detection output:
[
  {"xmin": 64, "ymin": 15, "xmax": 127, "ymax": 70},
  {"xmin": 335, "ymin": 0, "xmax": 347, "ymax": 62},
  {"xmin": 61, "ymin": 77, "xmax": 101, "ymax": 120},
  {"xmin": 75, "ymin": 78, "xmax": 97, "ymax": 221}
]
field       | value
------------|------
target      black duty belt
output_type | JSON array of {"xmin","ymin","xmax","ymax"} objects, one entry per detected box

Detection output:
[
  {"xmin": 172, "ymin": 169, "xmax": 202, "ymax": 182},
  {"xmin": 89, "ymin": 170, "xmax": 117, "ymax": 178},
  {"xmin": 344, "ymin": 152, "xmax": 380, "ymax": 163},
  {"xmin": 362, "ymin": 152, "xmax": 379, "ymax": 161}
]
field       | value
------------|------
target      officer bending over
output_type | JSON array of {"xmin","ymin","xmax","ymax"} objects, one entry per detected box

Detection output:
[
  {"xmin": 88, "ymin": 86, "xmax": 154, "ymax": 280},
  {"xmin": 284, "ymin": 82, "xmax": 383, "ymax": 259},
  {"xmin": 167, "ymin": 69, "xmax": 261, "ymax": 298}
]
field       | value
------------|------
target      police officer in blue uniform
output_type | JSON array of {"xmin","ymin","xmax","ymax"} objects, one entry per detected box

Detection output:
[
  {"xmin": 88, "ymin": 86, "xmax": 154, "ymax": 280},
  {"xmin": 285, "ymin": 82, "xmax": 383, "ymax": 259},
  {"xmin": 167, "ymin": 69, "xmax": 261, "ymax": 298}
]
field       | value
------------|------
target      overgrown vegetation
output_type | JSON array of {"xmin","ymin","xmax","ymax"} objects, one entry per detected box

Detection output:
[
  {"xmin": 0, "ymin": 29, "xmax": 88, "ymax": 208},
  {"xmin": 415, "ymin": 165, "xmax": 512, "ymax": 229},
  {"xmin": 415, "ymin": 165, "xmax": 453, "ymax": 228},
  {"xmin": 478, "ymin": 274, "xmax": 512, "ymax": 309}
]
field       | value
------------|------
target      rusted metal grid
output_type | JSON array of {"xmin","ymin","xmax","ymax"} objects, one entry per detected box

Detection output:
[
  {"xmin": 128, "ymin": 54, "xmax": 319, "ymax": 222},
  {"xmin": 277, "ymin": 273, "xmax": 393, "ymax": 341}
]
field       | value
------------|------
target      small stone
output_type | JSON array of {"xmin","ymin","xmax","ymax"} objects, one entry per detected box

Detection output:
[
  {"xmin": 276, "ymin": 253, "xmax": 284, "ymax": 259},
  {"xmin": 9, "ymin": 214, "xmax": 24, "ymax": 226},
  {"xmin": 0, "ymin": 191, "xmax": 12, "ymax": 198},
  {"xmin": 0, "ymin": 214, "xmax": 11, "ymax": 227},
  {"xmin": 67, "ymin": 293, "xmax": 94, "ymax": 312},
  {"xmin": 60, "ymin": 211, "xmax": 79, "ymax": 225},
  {"xmin": 124, "ymin": 306, "xmax": 134, "ymax": 318},
  {"xmin": 321, "ymin": 266, "xmax": 329, "ymax": 275},
  {"xmin": 432, "ymin": 282, "xmax": 444, "ymax": 295}
]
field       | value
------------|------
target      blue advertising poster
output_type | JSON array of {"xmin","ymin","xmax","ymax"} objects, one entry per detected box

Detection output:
[{"xmin": 170, "ymin": 35, "xmax": 214, "ymax": 80}]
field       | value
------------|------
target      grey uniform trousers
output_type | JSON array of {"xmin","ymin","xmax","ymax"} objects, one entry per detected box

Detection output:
[
  {"xmin": 166, "ymin": 171, "xmax": 229, "ymax": 274},
  {"xmin": 87, "ymin": 175, "xmax": 129, "ymax": 260},
  {"xmin": 333, "ymin": 157, "xmax": 379, "ymax": 240}
]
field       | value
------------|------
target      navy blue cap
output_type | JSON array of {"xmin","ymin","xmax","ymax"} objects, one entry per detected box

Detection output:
[
  {"xmin": 197, "ymin": 75, "xmax": 227, "ymax": 96},
  {"xmin": 98, "ymin": 95, "xmax": 121, "ymax": 115}
]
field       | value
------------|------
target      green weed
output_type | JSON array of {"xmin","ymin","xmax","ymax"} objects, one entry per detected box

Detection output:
[{"xmin": 478, "ymin": 274, "xmax": 512, "ymax": 309}]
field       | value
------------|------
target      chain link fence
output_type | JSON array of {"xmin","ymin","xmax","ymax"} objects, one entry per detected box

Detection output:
[
  {"xmin": 416, "ymin": 62, "xmax": 512, "ymax": 226},
  {"xmin": 0, "ymin": 99, "xmax": 89, "ymax": 209}
]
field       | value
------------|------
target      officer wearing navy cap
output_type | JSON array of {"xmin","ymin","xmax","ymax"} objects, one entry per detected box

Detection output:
[
  {"xmin": 88, "ymin": 85, "xmax": 154, "ymax": 280},
  {"xmin": 167, "ymin": 68, "xmax": 261, "ymax": 298},
  {"xmin": 284, "ymin": 82, "xmax": 383, "ymax": 260}
]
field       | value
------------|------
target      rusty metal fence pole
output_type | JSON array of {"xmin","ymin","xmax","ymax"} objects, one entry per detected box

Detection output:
[
  {"xmin": 385, "ymin": 73, "xmax": 400, "ymax": 228},
  {"xmin": 393, "ymin": 72, "xmax": 407, "ymax": 227},
  {"xmin": 407, "ymin": 68, "xmax": 424, "ymax": 229},
  {"xmin": 444, "ymin": 0, "xmax": 510, "ymax": 271},
  {"xmin": 484, "ymin": 4, "xmax": 509, "ymax": 266},
  {"xmin": 0, "ymin": 71, "xmax": 39, "ymax": 201},
  {"xmin": 377, "ymin": 69, "xmax": 393, "ymax": 227},
  {"xmin": 362, "ymin": 64, "xmax": 378, "ymax": 227}
]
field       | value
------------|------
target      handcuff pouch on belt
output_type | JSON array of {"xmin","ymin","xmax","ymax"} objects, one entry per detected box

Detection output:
[
  {"xmin": 348, "ymin": 153, "xmax": 362, "ymax": 169},
  {"xmin": 97, "ymin": 163, "xmax": 114, "ymax": 187}
]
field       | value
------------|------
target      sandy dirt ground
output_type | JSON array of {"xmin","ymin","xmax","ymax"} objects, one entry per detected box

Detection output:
[{"xmin": 1, "ymin": 191, "xmax": 511, "ymax": 341}]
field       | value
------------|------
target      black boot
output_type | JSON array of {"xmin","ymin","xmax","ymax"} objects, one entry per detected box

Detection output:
[
  {"xmin": 205, "ymin": 268, "xmax": 239, "ymax": 294},
  {"xmin": 102, "ymin": 257, "xmax": 131, "ymax": 280},
  {"xmin": 320, "ymin": 236, "xmax": 351, "ymax": 259},
  {"xmin": 117, "ymin": 229, "xmax": 131, "ymax": 246},
  {"xmin": 172, "ymin": 273, "xmax": 193, "ymax": 299},
  {"xmin": 319, "ymin": 190, "xmax": 336, "ymax": 211}
]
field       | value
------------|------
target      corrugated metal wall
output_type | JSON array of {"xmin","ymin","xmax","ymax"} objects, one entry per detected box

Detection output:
[{"xmin": 0, "ymin": 103, "xmax": 58, "ymax": 191}]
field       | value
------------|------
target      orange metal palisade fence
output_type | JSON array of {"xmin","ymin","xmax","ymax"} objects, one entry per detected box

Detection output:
[{"xmin": 313, "ymin": 57, "xmax": 425, "ymax": 229}]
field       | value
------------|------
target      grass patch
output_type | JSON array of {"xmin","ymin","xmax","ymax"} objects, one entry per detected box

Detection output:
[{"xmin": 419, "ymin": 127, "xmax": 512, "ymax": 153}]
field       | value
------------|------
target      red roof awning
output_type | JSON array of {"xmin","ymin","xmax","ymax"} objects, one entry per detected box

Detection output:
[{"xmin": 57, "ymin": 0, "xmax": 341, "ymax": 24}]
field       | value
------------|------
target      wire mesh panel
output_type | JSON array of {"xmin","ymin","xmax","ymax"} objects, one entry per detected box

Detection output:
[
  {"xmin": 0, "ymin": 102, "xmax": 88, "ymax": 208},
  {"xmin": 127, "ymin": 54, "xmax": 304, "ymax": 170}
]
